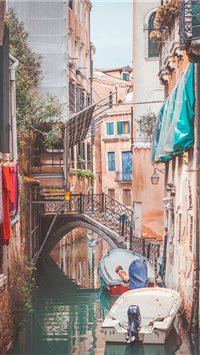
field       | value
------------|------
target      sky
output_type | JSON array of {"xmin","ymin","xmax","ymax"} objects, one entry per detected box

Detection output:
[{"xmin": 91, "ymin": 0, "xmax": 132, "ymax": 68}]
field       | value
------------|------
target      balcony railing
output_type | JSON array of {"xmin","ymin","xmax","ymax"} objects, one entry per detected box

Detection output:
[
  {"xmin": 179, "ymin": 0, "xmax": 200, "ymax": 50},
  {"xmin": 115, "ymin": 171, "xmax": 132, "ymax": 182}
]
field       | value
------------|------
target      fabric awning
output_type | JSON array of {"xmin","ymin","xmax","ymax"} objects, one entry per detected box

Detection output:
[
  {"xmin": 67, "ymin": 103, "xmax": 96, "ymax": 147},
  {"xmin": 151, "ymin": 63, "xmax": 195, "ymax": 163}
]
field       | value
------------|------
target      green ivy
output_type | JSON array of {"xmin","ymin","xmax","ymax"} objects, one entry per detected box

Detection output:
[{"xmin": 74, "ymin": 169, "xmax": 96, "ymax": 183}]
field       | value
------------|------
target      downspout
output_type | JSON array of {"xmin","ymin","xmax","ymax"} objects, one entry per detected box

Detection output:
[
  {"xmin": 192, "ymin": 62, "xmax": 200, "ymax": 332},
  {"xmin": 9, "ymin": 54, "xmax": 19, "ymax": 161}
]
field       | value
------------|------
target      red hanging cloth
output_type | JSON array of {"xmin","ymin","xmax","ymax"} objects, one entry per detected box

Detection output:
[{"xmin": 1, "ymin": 165, "xmax": 11, "ymax": 245}]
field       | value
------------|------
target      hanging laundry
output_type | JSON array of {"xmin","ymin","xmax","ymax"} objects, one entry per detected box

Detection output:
[
  {"xmin": 0, "ymin": 165, "xmax": 3, "ymax": 224},
  {"xmin": 1, "ymin": 165, "xmax": 11, "ymax": 245}
]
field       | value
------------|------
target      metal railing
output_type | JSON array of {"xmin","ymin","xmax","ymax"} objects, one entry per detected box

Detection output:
[
  {"xmin": 179, "ymin": 0, "xmax": 193, "ymax": 50},
  {"xmin": 31, "ymin": 188, "xmax": 161, "ymax": 261}
]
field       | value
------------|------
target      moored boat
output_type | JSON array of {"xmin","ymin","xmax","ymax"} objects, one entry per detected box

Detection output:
[
  {"xmin": 98, "ymin": 248, "xmax": 160, "ymax": 295},
  {"xmin": 102, "ymin": 287, "xmax": 181, "ymax": 344}
]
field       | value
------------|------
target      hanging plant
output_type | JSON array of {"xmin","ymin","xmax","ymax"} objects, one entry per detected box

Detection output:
[
  {"xmin": 150, "ymin": 30, "xmax": 162, "ymax": 42},
  {"xmin": 154, "ymin": 0, "xmax": 179, "ymax": 30}
]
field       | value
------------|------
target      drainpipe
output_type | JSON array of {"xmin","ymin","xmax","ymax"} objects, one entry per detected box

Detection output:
[
  {"xmin": 9, "ymin": 54, "xmax": 19, "ymax": 161},
  {"xmin": 192, "ymin": 63, "xmax": 200, "ymax": 332}
]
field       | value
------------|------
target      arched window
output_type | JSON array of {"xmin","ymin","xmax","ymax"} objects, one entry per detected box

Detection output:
[{"xmin": 148, "ymin": 12, "xmax": 159, "ymax": 58}]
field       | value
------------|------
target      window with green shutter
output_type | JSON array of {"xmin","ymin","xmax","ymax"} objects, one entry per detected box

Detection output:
[
  {"xmin": 117, "ymin": 121, "xmax": 130, "ymax": 135},
  {"xmin": 117, "ymin": 121, "xmax": 122, "ymax": 135},
  {"xmin": 106, "ymin": 122, "xmax": 114, "ymax": 136}
]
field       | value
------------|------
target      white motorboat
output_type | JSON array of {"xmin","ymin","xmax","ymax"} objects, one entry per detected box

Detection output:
[{"xmin": 102, "ymin": 287, "xmax": 181, "ymax": 344}]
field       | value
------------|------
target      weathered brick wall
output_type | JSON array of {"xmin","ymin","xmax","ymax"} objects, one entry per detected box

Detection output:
[
  {"xmin": 0, "ymin": 179, "xmax": 30, "ymax": 354},
  {"xmin": 70, "ymin": 174, "xmax": 93, "ymax": 195},
  {"xmin": 0, "ymin": 284, "xmax": 15, "ymax": 354}
]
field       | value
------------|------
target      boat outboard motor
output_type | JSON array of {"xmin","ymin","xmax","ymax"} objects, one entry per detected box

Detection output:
[{"xmin": 126, "ymin": 305, "xmax": 141, "ymax": 343}]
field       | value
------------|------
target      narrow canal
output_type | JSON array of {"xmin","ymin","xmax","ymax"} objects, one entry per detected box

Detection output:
[{"xmin": 9, "ymin": 235, "xmax": 199, "ymax": 355}]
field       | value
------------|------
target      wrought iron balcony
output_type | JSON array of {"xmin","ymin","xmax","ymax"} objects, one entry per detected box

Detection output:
[
  {"xmin": 179, "ymin": 0, "xmax": 200, "ymax": 55},
  {"xmin": 115, "ymin": 171, "xmax": 132, "ymax": 183}
]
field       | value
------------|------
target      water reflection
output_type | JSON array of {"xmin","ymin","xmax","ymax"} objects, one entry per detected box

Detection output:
[
  {"xmin": 9, "ymin": 235, "xmax": 200, "ymax": 355},
  {"xmin": 105, "ymin": 327, "xmax": 181, "ymax": 355}
]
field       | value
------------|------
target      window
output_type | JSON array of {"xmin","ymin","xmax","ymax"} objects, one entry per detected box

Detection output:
[
  {"xmin": 122, "ymin": 72, "xmax": 129, "ymax": 81},
  {"xmin": 122, "ymin": 151, "xmax": 132, "ymax": 181},
  {"xmin": 80, "ymin": 0, "xmax": 83, "ymax": 22},
  {"xmin": 69, "ymin": 81, "xmax": 76, "ymax": 112},
  {"xmin": 74, "ymin": 0, "xmax": 78, "ymax": 16},
  {"xmin": 86, "ymin": 52, "xmax": 89, "ymax": 78},
  {"xmin": 107, "ymin": 152, "xmax": 115, "ymax": 171},
  {"xmin": 108, "ymin": 189, "xmax": 115, "ymax": 200},
  {"xmin": 148, "ymin": 12, "xmax": 159, "ymax": 58},
  {"xmin": 80, "ymin": 89, "xmax": 85, "ymax": 110},
  {"xmin": 87, "ymin": 143, "xmax": 91, "ymax": 170},
  {"xmin": 86, "ymin": 11, "xmax": 89, "ymax": 32},
  {"xmin": 68, "ymin": 32, "xmax": 72, "ymax": 57},
  {"xmin": 123, "ymin": 189, "xmax": 131, "ymax": 206},
  {"xmin": 80, "ymin": 46, "xmax": 83, "ymax": 67},
  {"xmin": 75, "ymin": 41, "xmax": 78, "ymax": 61},
  {"xmin": 70, "ymin": 146, "xmax": 75, "ymax": 168},
  {"xmin": 68, "ymin": 0, "xmax": 73, "ymax": 10},
  {"xmin": 77, "ymin": 143, "xmax": 85, "ymax": 169},
  {"xmin": 117, "ymin": 121, "xmax": 130, "ymax": 135},
  {"xmin": 106, "ymin": 122, "xmax": 114, "ymax": 136},
  {"xmin": 109, "ymin": 91, "xmax": 113, "ymax": 108}
]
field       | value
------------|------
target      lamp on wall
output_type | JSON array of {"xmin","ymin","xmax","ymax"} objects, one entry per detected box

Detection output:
[{"xmin": 151, "ymin": 168, "xmax": 165, "ymax": 185}]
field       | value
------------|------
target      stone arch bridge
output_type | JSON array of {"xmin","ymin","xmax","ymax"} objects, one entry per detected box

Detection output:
[{"xmin": 30, "ymin": 188, "xmax": 160, "ymax": 265}]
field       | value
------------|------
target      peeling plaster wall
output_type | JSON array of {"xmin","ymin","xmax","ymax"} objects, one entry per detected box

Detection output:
[
  {"xmin": 133, "ymin": 147, "xmax": 164, "ymax": 239},
  {"xmin": 165, "ymin": 152, "xmax": 195, "ymax": 323}
]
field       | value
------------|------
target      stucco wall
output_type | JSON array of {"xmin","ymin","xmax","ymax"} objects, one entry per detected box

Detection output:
[{"xmin": 133, "ymin": 147, "xmax": 164, "ymax": 239}]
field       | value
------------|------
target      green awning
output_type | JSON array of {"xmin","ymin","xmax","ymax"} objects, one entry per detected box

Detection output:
[{"xmin": 152, "ymin": 63, "xmax": 195, "ymax": 163}]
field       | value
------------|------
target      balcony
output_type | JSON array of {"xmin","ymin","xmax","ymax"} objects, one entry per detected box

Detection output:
[
  {"xmin": 158, "ymin": 18, "xmax": 180, "ymax": 83},
  {"xmin": 115, "ymin": 171, "xmax": 132, "ymax": 183},
  {"xmin": 179, "ymin": 0, "xmax": 200, "ymax": 61}
]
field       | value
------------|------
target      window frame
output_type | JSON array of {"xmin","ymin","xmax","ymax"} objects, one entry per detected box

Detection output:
[
  {"xmin": 148, "ymin": 12, "xmax": 159, "ymax": 58},
  {"xmin": 121, "ymin": 72, "xmax": 129, "ymax": 81},
  {"xmin": 117, "ymin": 120, "xmax": 130, "ymax": 135},
  {"xmin": 105, "ymin": 121, "xmax": 115, "ymax": 136},
  {"xmin": 107, "ymin": 152, "xmax": 116, "ymax": 172},
  {"xmin": 143, "ymin": 8, "xmax": 159, "ymax": 60},
  {"xmin": 123, "ymin": 189, "xmax": 131, "ymax": 206}
]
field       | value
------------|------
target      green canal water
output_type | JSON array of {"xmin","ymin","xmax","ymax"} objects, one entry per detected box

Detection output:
[{"xmin": 9, "ymin": 236, "xmax": 199, "ymax": 355}]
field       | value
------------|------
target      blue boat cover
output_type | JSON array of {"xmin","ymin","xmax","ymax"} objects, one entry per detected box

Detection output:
[{"xmin": 128, "ymin": 258, "xmax": 148, "ymax": 289}]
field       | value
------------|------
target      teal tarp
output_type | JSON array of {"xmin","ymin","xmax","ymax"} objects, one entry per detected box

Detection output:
[{"xmin": 152, "ymin": 64, "xmax": 195, "ymax": 163}]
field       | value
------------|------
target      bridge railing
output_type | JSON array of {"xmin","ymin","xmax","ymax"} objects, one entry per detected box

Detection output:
[{"xmin": 31, "ymin": 188, "xmax": 161, "ymax": 262}]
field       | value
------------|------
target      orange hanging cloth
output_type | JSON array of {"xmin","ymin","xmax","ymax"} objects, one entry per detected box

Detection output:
[{"xmin": 1, "ymin": 165, "xmax": 11, "ymax": 245}]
